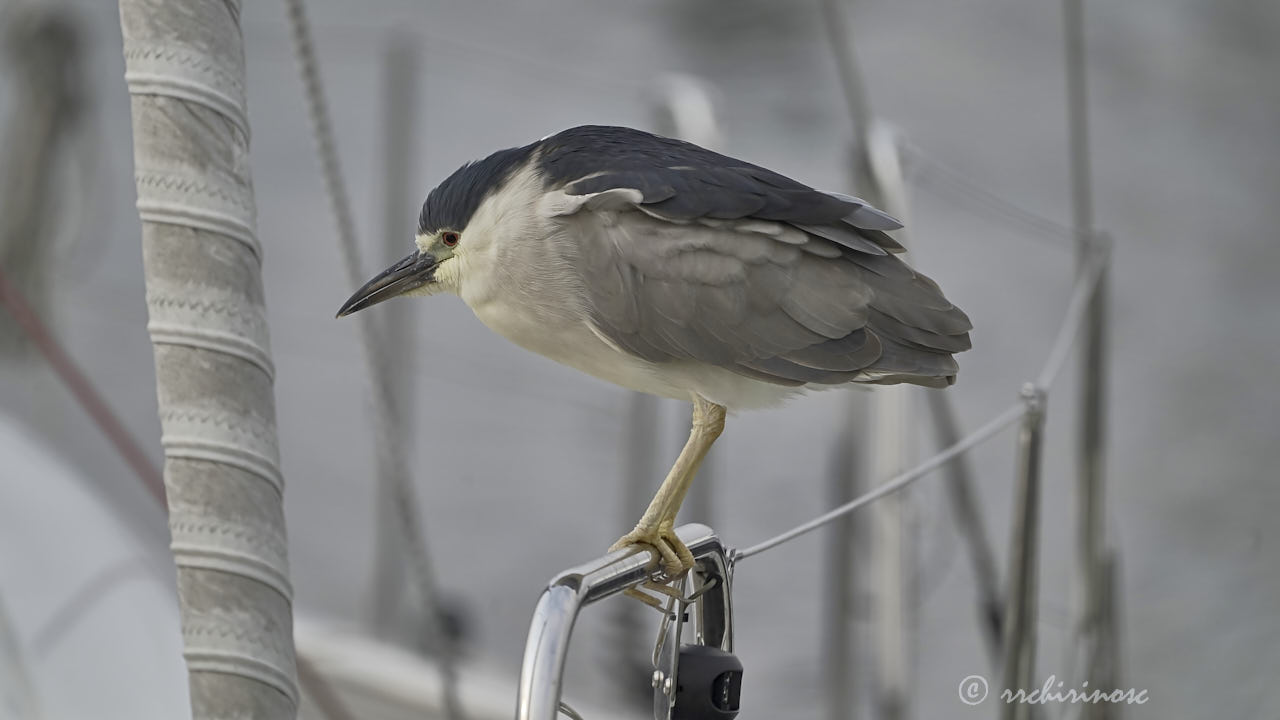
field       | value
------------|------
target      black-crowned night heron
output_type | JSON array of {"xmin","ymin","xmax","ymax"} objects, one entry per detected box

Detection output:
[{"xmin": 338, "ymin": 125, "xmax": 970, "ymax": 579}]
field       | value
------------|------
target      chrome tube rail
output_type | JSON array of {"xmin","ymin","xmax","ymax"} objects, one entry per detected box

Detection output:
[{"xmin": 516, "ymin": 524, "xmax": 734, "ymax": 720}]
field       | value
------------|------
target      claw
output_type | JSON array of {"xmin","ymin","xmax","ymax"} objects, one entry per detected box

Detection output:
[
  {"xmin": 622, "ymin": 579, "xmax": 692, "ymax": 612},
  {"xmin": 610, "ymin": 525, "xmax": 696, "ymax": 579},
  {"xmin": 621, "ymin": 585, "xmax": 669, "ymax": 610}
]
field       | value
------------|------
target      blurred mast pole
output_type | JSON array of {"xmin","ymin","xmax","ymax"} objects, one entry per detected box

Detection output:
[
  {"xmin": 865, "ymin": 124, "xmax": 920, "ymax": 720},
  {"xmin": 825, "ymin": 401, "xmax": 865, "ymax": 720},
  {"xmin": 0, "ymin": 595, "xmax": 38, "ymax": 720},
  {"xmin": 370, "ymin": 31, "xmax": 421, "ymax": 641},
  {"xmin": 0, "ymin": 9, "xmax": 165, "ymax": 499},
  {"xmin": 1063, "ymin": 0, "xmax": 1115, "ymax": 714},
  {"xmin": 119, "ymin": 1, "xmax": 298, "ymax": 717},
  {"xmin": 0, "ymin": 8, "xmax": 81, "ymax": 362},
  {"xmin": 924, "ymin": 390, "xmax": 1004, "ymax": 665},
  {"xmin": 820, "ymin": 2, "xmax": 911, "ymax": 718},
  {"xmin": 1000, "ymin": 387, "xmax": 1045, "ymax": 720},
  {"xmin": 823, "ymin": 2, "xmax": 1010, "ymax": 713}
]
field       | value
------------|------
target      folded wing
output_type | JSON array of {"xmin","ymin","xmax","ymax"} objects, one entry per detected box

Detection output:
[{"xmin": 538, "ymin": 127, "xmax": 971, "ymax": 388}]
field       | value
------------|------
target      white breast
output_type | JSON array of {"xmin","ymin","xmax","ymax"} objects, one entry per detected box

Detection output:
[{"xmin": 471, "ymin": 289, "xmax": 799, "ymax": 410}]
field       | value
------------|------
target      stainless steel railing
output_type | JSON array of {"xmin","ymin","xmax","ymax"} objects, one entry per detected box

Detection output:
[{"xmin": 517, "ymin": 524, "xmax": 734, "ymax": 720}]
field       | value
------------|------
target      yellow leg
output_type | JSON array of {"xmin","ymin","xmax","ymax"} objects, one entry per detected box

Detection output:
[{"xmin": 610, "ymin": 394, "xmax": 726, "ymax": 578}]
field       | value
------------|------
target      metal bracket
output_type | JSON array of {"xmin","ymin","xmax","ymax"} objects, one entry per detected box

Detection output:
[{"xmin": 516, "ymin": 524, "xmax": 735, "ymax": 720}]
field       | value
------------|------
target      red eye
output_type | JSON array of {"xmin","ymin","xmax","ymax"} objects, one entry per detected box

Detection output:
[{"xmin": 442, "ymin": 232, "xmax": 460, "ymax": 247}]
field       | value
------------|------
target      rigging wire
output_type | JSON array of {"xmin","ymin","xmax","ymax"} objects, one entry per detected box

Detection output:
[
  {"xmin": 736, "ymin": 401, "xmax": 1027, "ymax": 561},
  {"xmin": 1037, "ymin": 237, "xmax": 1110, "ymax": 390},
  {"xmin": 279, "ymin": 3, "xmax": 466, "ymax": 719},
  {"xmin": 0, "ymin": 266, "xmax": 165, "ymax": 501},
  {"xmin": 737, "ymin": 230, "xmax": 1110, "ymax": 562},
  {"xmin": 899, "ymin": 140, "xmax": 1088, "ymax": 247},
  {"xmin": 0, "ymin": 212, "xmax": 359, "ymax": 720},
  {"xmin": 0, "ymin": 6, "xmax": 424, "ymax": 719},
  {"xmin": 252, "ymin": 17, "xmax": 1078, "ymax": 259}
]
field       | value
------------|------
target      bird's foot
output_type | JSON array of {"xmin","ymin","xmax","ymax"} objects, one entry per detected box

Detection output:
[
  {"xmin": 610, "ymin": 527, "xmax": 701, "ymax": 611},
  {"xmin": 610, "ymin": 523, "xmax": 696, "ymax": 580}
]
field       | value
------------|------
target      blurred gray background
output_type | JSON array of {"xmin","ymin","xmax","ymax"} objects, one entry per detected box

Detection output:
[{"xmin": 1, "ymin": 0, "xmax": 1277, "ymax": 718}]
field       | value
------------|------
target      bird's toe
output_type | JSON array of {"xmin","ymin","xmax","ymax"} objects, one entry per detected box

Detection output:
[{"xmin": 610, "ymin": 524, "xmax": 695, "ymax": 579}]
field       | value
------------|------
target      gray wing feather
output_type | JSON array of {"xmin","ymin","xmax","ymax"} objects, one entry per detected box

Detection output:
[
  {"xmin": 845, "ymin": 204, "xmax": 905, "ymax": 231},
  {"xmin": 555, "ymin": 149, "xmax": 903, "ymax": 255},
  {"xmin": 570, "ymin": 204, "xmax": 970, "ymax": 388},
  {"xmin": 538, "ymin": 127, "xmax": 969, "ymax": 388},
  {"xmin": 824, "ymin": 191, "xmax": 904, "ymax": 229},
  {"xmin": 796, "ymin": 237, "xmax": 845, "ymax": 259},
  {"xmin": 738, "ymin": 356, "xmax": 863, "ymax": 385},
  {"xmin": 729, "ymin": 363, "xmax": 808, "ymax": 387},
  {"xmin": 792, "ymin": 223, "xmax": 888, "ymax": 256},
  {"xmin": 782, "ymin": 329, "xmax": 883, "ymax": 371},
  {"xmin": 868, "ymin": 309, "xmax": 972, "ymax": 353},
  {"xmin": 871, "ymin": 336, "xmax": 960, "ymax": 379},
  {"xmin": 777, "ymin": 262, "xmax": 872, "ymax": 339}
]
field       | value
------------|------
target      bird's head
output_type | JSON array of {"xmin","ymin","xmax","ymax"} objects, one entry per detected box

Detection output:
[{"xmin": 335, "ymin": 142, "xmax": 536, "ymax": 318}]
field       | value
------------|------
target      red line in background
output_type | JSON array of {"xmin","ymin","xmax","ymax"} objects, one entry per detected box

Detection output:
[{"xmin": 0, "ymin": 265, "xmax": 165, "ymax": 505}]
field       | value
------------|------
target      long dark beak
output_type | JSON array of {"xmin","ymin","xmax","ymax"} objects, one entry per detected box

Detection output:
[{"xmin": 336, "ymin": 251, "xmax": 438, "ymax": 318}]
